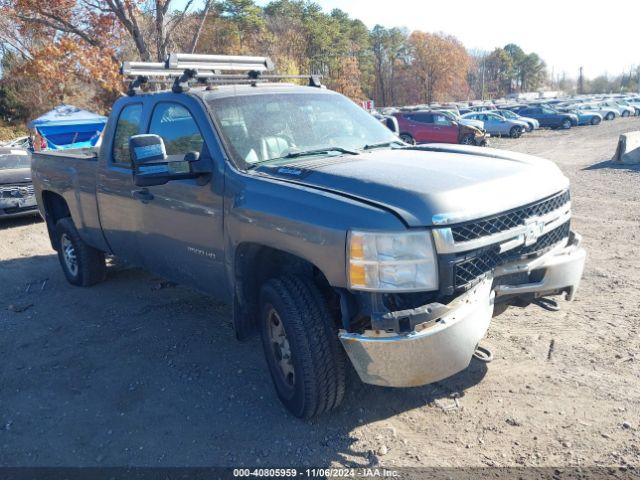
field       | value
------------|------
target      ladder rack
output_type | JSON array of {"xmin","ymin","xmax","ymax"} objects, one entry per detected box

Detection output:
[{"xmin": 121, "ymin": 53, "xmax": 322, "ymax": 96}]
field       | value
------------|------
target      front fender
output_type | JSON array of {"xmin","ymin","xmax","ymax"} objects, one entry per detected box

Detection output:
[{"xmin": 224, "ymin": 170, "xmax": 407, "ymax": 290}]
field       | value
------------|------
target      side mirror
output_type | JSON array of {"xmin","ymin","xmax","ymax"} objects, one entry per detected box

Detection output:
[{"xmin": 129, "ymin": 134, "xmax": 200, "ymax": 187}]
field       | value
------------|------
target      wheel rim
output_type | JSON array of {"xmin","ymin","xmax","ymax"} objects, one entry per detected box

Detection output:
[
  {"xmin": 462, "ymin": 136, "xmax": 473, "ymax": 145},
  {"xmin": 60, "ymin": 233, "xmax": 78, "ymax": 276},
  {"xmin": 563, "ymin": 120, "xmax": 571, "ymax": 128},
  {"xmin": 266, "ymin": 306, "xmax": 295, "ymax": 388},
  {"xmin": 400, "ymin": 135, "xmax": 413, "ymax": 144}
]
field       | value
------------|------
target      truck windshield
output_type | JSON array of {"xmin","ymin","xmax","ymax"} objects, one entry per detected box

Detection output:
[
  {"xmin": 0, "ymin": 154, "xmax": 30, "ymax": 170},
  {"xmin": 206, "ymin": 92, "xmax": 397, "ymax": 167}
]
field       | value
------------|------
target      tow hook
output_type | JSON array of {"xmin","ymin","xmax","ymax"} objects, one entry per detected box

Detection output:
[
  {"xmin": 473, "ymin": 345, "xmax": 493, "ymax": 363},
  {"xmin": 533, "ymin": 297, "xmax": 561, "ymax": 312}
]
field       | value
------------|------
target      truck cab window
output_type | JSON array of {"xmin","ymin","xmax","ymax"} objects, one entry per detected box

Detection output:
[
  {"xmin": 149, "ymin": 103, "xmax": 204, "ymax": 158},
  {"xmin": 113, "ymin": 103, "xmax": 142, "ymax": 165}
]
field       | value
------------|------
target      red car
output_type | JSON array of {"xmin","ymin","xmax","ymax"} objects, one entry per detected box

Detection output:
[{"xmin": 393, "ymin": 111, "xmax": 488, "ymax": 146}]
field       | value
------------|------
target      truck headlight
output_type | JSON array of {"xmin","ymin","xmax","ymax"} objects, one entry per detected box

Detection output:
[{"xmin": 348, "ymin": 230, "xmax": 438, "ymax": 292}]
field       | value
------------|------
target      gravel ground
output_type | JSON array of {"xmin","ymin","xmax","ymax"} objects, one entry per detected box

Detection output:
[{"xmin": 0, "ymin": 118, "xmax": 639, "ymax": 470}]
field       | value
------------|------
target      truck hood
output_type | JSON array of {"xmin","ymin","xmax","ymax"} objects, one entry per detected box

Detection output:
[
  {"xmin": 0, "ymin": 167, "xmax": 32, "ymax": 185},
  {"xmin": 257, "ymin": 145, "xmax": 569, "ymax": 227}
]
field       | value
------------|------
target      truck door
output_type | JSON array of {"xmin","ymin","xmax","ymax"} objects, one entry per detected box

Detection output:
[
  {"xmin": 96, "ymin": 102, "xmax": 146, "ymax": 265},
  {"xmin": 135, "ymin": 99, "xmax": 226, "ymax": 298}
]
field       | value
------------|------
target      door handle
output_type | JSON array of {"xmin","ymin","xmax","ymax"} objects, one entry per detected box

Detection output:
[{"xmin": 132, "ymin": 189, "xmax": 154, "ymax": 203}]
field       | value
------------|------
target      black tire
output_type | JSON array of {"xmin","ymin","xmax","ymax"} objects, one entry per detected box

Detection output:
[
  {"xmin": 460, "ymin": 134, "xmax": 475, "ymax": 145},
  {"xmin": 561, "ymin": 119, "xmax": 572, "ymax": 129},
  {"xmin": 591, "ymin": 116, "xmax": 601, "ymax": 125},
  {"xmin": 259, "ymin": 275, "xmax": 346, "ymax": 419},
  {"xmin": 621, "ymin": 110, "xmax": 630, "ymax": 118},
  {"xmin": 509, "ymin": 126, "xmax": 522, "ymax": 138},
  {"xmin": 55, "ymin": 217, "xmax": 106, "ymax": 287},
  {"xmin": 605, "ymin": 112, "xmax": 615, "ymax": 121},
  {"xmin": 400, "ymin": 133, "xmax": 415, "ymax": 145}
]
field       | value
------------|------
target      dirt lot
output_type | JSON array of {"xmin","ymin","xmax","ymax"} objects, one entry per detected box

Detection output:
[{"xmin": 1, "ymin": 118, "xmax": 639, "ymax": 470}]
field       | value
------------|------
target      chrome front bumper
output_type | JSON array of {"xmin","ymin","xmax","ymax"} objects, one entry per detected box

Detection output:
[{"xmin": 339, "ymin": 232, "xmax": 586, "ymax": 388}]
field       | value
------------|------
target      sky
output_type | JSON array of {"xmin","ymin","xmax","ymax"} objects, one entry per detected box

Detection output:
[{"xmin": 248, "ymin": 0, "xmax": 639, "ymax": 79}]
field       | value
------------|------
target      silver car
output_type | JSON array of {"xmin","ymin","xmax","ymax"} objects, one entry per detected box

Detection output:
[
  {"xmin": 462, "ymin": 111, "xmax": 529, "ymax": 138},
  {"xmin": 495, "ymin": 109, "xmax": 540, "ymax": 131}
]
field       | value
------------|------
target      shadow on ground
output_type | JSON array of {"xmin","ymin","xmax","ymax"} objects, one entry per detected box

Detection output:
[
  {"xmin": 583, "ymin": 158, "xmax": 640, "ymax": 172},
  {"xmin": 0, "ymin": 253, "xmax": 487, "ymax": 467},
  {"xmin": 0, "ymin": 214, "xmax": 43, "ymax": 231}
]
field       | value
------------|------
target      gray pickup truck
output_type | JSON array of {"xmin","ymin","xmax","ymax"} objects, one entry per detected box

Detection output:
[{"xmin": 32, "ymin": 54, "xmax": 586, "ymax": 418}]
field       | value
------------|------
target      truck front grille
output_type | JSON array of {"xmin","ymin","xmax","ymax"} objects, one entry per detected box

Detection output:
[
  {"xmin": 451, "ymin": 190, "xmax": 570, "ymax": 242},
  {"xmin": 453, "ymin": 221, "xmax": 570, "ymax": 290}
]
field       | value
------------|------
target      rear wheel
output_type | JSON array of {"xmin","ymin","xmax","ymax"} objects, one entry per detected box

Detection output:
[
  {"xmin": 259, "ymin": 275, "xmax": 346, "ymax": 419},
  {"xmin": 509, "ymin": 126, "xmax": 522, "ymax": 138},
  {"xmin": 605, "ymin": 112, "xmax": 615, "ymax": 121},
  {"xmin": 561, "ymin": 119, "xmax": 572, "ymax": 129},
  {"xmin": 591, "ymin": 116, "xmax": 601, "ymax": 125},
  {"xmin": 55, "ymin": 217, "xmax": 106, "ymax": 286},
  {"xmin": 400, "ymin": 133, "xmax": 415, "ymax": 145},
  {"xmin": 621, "ymin": 110, "xmax": 630, "ymax": 118}
]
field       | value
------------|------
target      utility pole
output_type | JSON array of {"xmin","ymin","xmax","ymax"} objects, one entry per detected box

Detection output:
[
  {"xmin": 578, "ymin": 67, "xmax": 584, "ymax": 95},
  {"xmin": 481, "ymin": 55, "xmax": 485, "ymax": 101}
]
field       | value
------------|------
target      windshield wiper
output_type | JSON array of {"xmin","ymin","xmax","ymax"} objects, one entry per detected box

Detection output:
[
  {"xmin": 362, "ymin": 140, "xmax": 404, "ymax": 150},
  {"xmin": 283, "ymin": 146, "xmax": 360, "ymax": 158},
  {"xmin": 247, "ymin": 146, "xmax": 359, "ymax": 169}
]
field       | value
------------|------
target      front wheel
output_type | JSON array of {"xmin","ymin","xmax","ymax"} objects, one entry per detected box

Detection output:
[
  {"xmin": 605, "ymin": 112, "xmax": 615, "ymax": 121},
  {"xmin": 460, "ymin": 134, "xmax": 475, "ymax": 145},
  {"xmin": 55, "ymin": 217, "xmax": 106, "ymax": 286},
  {"xmin": 400, "ymin": 133, "xmax": 415, "ymax": 145},
  {"xmin": 259, "ymin": 275, "xmax": 346, "ymax": 419},
  {"xmin": 621, "ymin": 110, "xmax": 630, "ymax": 118},
  {"xmin": 591, "ymin": 116, "xmax": 601, "ymax": 125},
  {"xmin": 561, "ymin": 119, "xmax": 572, "ymax": 129},
  {"xmin": 509, "ymin": 126, "xmax": 522, "ymax": 138}
]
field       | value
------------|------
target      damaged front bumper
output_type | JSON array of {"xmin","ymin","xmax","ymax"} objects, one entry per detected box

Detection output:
[
  {"xmin": 339, "ymin": 231, "xmax": 586, "ymax": 388},
  {"xmin": 0, "ymin": 195, "xmax": 38, "ymax": 218}
]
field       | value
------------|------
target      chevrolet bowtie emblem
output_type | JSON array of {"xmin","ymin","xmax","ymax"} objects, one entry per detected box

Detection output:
[{"xmin": 524, "ymin": 217, "xmax": 545, "ymax": 246}]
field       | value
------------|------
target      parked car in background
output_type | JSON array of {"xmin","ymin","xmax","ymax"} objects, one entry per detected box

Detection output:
[
  {"xmin": 557, "ymin": 107, "xmax": 602, "ymax": 126},
  {"xmin": 372, "ymin": 112, "xmax": 400, "ymax": 135},
  {"xmin": 575, "ymin": 104, "xmax": 618, "ymax": 121},
  {"xmin": 461, "ymin": 112, "xmax": 528, "ymax": 138},
  {"xmin": 393, "ymin": 110, "xmax": 488, "ymax": 145},
  {"xmin": 614, "ymin": 100, "xmax": 640, "ymax": 116},
  {"xmin": 436, "ymin": 110, "xmax": 485, "ymax": 130},
  {"xmin": 0, "ymin": 136, "xmax": 29, "ymax": 149},
  {"xmin": 516, "ymin": 106, "xmax": 578, "ymax": 129},
  {"xmin": 495, "ymin": 109, "xmax": 539, "ymax": 131},
  {"xmin": 600, "ymin": 100, "xmax": 635, "ymax": 117},
  {"xmin": 0, "ymin": 150, "xmax": 38, "ymax": 219}
]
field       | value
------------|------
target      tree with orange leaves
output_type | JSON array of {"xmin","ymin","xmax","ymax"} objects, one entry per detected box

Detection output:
[{"xmin": 408, "ymin": 31, "xmax": 470, "ymax": 104}]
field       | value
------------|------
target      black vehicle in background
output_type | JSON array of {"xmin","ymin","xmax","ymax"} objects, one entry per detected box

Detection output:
[
  {"xmin": 0, "ymin": 151, "xmax": 38, "ymax": 219},
  {"xmin": 511, "ymin": 106, "xmax": 578, "ymax": 129}
]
